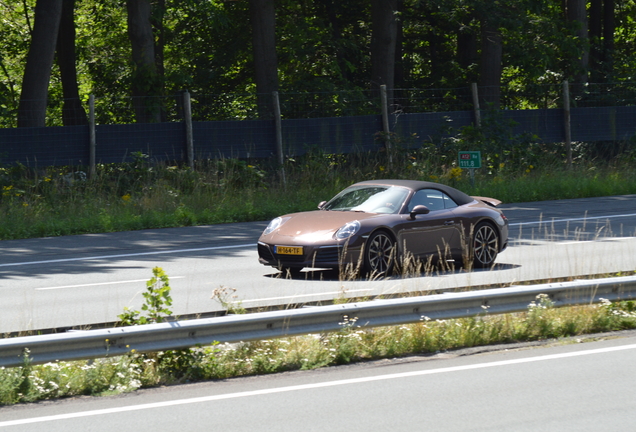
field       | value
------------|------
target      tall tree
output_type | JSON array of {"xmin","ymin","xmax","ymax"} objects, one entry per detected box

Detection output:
[
  {"xmin": 127, "ymin": 0, "xmax": 162, "ymax": 123},
  {"xmin": 249, "ymin": 0, "xmax": 279, "ymax": 119},
  {"xmin": 478, "ymin": 19, "xmax": 503, "ymax": 108},
  {"xmin": 57, "ymin": 0, "xmax": 88, "ymax": 126},
  {"xmin": 589, "ymin": 0, "xmax": 615, "ymax": 82},
  {"xmin": 17, "ymin": 0, "xmax": 63, "ymax": 128},
  {"xmin": 370, "ymin": 0, "xmax": 398, "ymax": 100},
  {"xmin": 564, "ymin": 0, "xmax": 589, "ymax": 86}
]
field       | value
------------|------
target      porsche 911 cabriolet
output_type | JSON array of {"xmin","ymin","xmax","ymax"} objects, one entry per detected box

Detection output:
[{"xmin": 257, "ymin": 179, "xmax": 508, "ymax": 277}]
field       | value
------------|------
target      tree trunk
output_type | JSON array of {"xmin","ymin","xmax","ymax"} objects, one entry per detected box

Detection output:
[
  {"xmin": 57, "ymin": 0, "xmax": 87, "ymax": 126},
  {"xmin": 151, "ymin": 0, "xmax": 166, "ymax": 121},
  {"xmin": 393, "ymin": 0, "xmax": 405, "ymax": 89},
  {"xmin": 565, "ymin": 0, "xmax": 589, "ymax": 86},
  {"xmin": 478, "ymin": 21, "xmax": 502, "ymax": 109},
  {"xmin": 602, "ymin": 0, "xmax": 615, "ymax": 75},
  {"xmin": 370, "ymin": 0, "xmax": 398, "ymax": 102},
  {"xmin": 17, "ymin": 0, "xmax": 63, "ymax": 128},
  {"xmin": 589, "ymin": 0, "xmax": 602, "ymax": 82},
  {"xmin": 249, "ymin": 0, "xmax": 279, "ymax": 120},
  {"xmin": 127, "ymin": 0, "xmax": 161, "ymax": 123}
]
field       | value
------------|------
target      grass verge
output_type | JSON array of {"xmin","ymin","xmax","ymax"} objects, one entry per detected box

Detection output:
[{"xmin": 2, "ymin": 297, "xmax": 636, "ymax": 406}]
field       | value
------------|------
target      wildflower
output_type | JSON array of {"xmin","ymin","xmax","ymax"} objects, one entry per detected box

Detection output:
[
  {"xmin": 379, "ymin": 166, "xmax": 386, "ymax": 172},
  {"xmin": 122, "ymin": 194, "xmax": 131, "ymax": 202},
  {"xmin": 447, "ymin": 167, "xmax": 462, "ymax": 181}
]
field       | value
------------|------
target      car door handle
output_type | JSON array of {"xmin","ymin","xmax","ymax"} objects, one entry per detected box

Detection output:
[{"xmin": 444, "ymin": 220, "xmax": 455, "ymax": 225}]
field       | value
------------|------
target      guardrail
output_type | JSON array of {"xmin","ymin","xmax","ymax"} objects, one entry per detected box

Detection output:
[{"xmin": 2, "ymin": 275, "xmax": 636, "ymax": 368}]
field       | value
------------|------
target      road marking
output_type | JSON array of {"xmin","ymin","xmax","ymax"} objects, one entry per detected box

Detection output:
[
  {"xmin": 0, "ymin": 244, "xmax": 253, "ymax": 268},
  {"xmin": 1, "ymin": 212, "xmax": 635, "ymax": 269},
  {"xmin": 1, "ymin": 342, "xmax": 635, "ymax": 427},
  {"xmin": 240, "ymin": 288, "xmax": 372, "ymax": 304},
  {"xmin": 509, "ymin": 212, "xmax": 636, "ymax": 227},
  {"xmin": 35, "ymin": 277, "xmax": 186, "ymax": 291}
]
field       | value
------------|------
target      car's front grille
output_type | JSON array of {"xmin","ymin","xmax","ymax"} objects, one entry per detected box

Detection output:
[
  {"xmin": 258, "ymin": 243, "xmax": 275, "ymax": 261},
  {"xmin": 313, "ymin": 246, "xmax": 341, "ymax": 263}
]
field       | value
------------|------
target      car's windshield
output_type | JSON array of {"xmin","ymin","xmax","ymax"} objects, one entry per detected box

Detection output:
[{"xmin": 323, "ymin": 186, "xmax": 409, "ymax": 214}]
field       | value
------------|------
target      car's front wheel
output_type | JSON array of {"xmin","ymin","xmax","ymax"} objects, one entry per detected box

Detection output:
[
  {"xmin": 364, "ymin": 231, "xmax": 396, "ymax": 277},
  {"xmin": 472, "ymin": 222, "xmax": 499, "ymax": 268}
]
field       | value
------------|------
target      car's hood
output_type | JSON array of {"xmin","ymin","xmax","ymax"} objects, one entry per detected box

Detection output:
[{"xmin": 262, "ymin": 210, "xmax": 380, "ymax": 243}]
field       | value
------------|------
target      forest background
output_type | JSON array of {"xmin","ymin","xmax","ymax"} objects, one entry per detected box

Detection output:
[{"xmin": 1, "ymin": 0, "xmax": 636, "ymax": 128}]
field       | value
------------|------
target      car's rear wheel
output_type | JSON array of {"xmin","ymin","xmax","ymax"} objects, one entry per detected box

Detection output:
[
  {"xmin": 472, "ymin": 222, "xmax": 499, "ymax": 268},
  {"xmin": 364, "ymin": 231, "xmax": 396, "ymax": 277}
]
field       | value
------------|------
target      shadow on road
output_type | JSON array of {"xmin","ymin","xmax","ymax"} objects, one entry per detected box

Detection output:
[{"xmin": 263, "ymin": 262, "xmax": 520, "ymax": 282}]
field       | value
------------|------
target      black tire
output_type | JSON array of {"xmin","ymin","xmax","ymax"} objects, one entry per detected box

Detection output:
[
  {"xmin": 472, "ymin": 222, "xmax": 499, "ymax": 268},
  {"xmin": 364, "ymin": 231, "xmax": 396, "ymax": 277}
]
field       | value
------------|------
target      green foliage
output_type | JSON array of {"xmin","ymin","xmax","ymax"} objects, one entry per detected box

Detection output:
[
  {"xmin": 3, "ymin": 0, "xmax": 636, "ymax": 125},
  {"xmin": 118, "ymin": 267, "xmax": 173, "ymax": 326},
  {"xmin": 2, "ymin": 135, "xmax": 636, "ymax": 241},
  {"xmin": 4, "ymin": 298, "xmax": 636, "ymax": 405}
]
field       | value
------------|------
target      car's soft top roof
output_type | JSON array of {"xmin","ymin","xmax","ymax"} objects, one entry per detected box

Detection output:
[{"xmin": 352, "ymin": 179, "xmax": 474, "ymax": 206}]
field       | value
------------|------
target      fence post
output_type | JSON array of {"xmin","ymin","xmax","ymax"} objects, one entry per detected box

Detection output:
[
  {"xmin": 272, "ymin": 91, "xmax": 286, "ymax": 188},
  {"xmin": 471, "ymin": 83, "xmax": 481, "ymax": 127},
  {"xmin": 183, "ymin": 91, "xmax": 194, "ymax": 169},
  {"xmin": 563, "ymin": 81, "xmax": 572, "ymax": 169},
  {"xmin": 89, "ymin": 95, "xmax": 96, "ymax": 179},
  {"xmin": 380, "ymin": 84, "xmax": 392, "ymax": 168}
]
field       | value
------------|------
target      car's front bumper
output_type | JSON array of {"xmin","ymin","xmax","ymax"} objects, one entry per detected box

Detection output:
[{"xmin": 257, "ymin": 241, "xmax": 363, "ymax": 270}]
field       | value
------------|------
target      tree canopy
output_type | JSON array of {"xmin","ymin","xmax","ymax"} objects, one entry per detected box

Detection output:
[{"xmin": 1, "ymin": 0, "xmax": 635, "ymax": 127}]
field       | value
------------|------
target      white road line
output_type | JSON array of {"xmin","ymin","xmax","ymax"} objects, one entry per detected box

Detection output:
[
  {"xmin": 0, "ymin": 244, "xmax": 253, "ymax": 268},
  {"xmin": 35, "ymin": 276, "xmax": 186, "ymax": 291},
  {"xmin": 1, "ymin": 212, "xmax": 635, "ymax": 269},
  {"xmin": 241, "ymin": 288, "xmax": 372, "ymax": 303},
  {"xmin": 509, "ymin": 212, "xmax": 636, "ymax": 227},
  {"xmin": 1, "ymin": 342, "xmax": 634, "ymax": 427}
]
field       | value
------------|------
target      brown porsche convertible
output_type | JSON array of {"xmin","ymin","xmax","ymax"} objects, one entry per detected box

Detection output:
[{"xmin": 257, "ymin": 179, "xmax": 508, "ymax": 276}]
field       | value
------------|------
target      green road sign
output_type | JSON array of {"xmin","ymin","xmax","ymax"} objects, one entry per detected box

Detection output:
[{"xmin": 458, "ymin": 151, "xmax": 481, "ymax": 169}]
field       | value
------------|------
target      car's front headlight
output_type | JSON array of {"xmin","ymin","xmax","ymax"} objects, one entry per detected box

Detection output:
[
  {"xmin": 335, "ymin": 220, "xmax": 360, "ymax": 240},
  {"xmin": 263, "ymin": 217, "xmax": 286, "ymax": 235}
]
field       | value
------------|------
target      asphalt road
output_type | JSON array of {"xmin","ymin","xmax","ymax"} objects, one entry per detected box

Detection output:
[
  {"xmin": 1, "ymin": 195, "xmax": 636, "ymax": 334},
  {"xmin": 2, "ymin": 331, "xmax": 636, "ymax": 431}
]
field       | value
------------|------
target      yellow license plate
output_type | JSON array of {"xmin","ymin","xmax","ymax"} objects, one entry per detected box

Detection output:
[{"xmin": 275, "ymin": 246, "xmax": 303, "ymax": 255}]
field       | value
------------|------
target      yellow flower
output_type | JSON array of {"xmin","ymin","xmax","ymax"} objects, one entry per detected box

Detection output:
[
  {"xmin": 122, "ymin": 194, "xmax": 131, "ymax": 202},
  {"xmin": 22, "ymin": 202, "xmax": 28, "ymax": 207},
  {"xmin": 44, "ymin": 177, "xmax": 52, "ymax": 182},
  {"xmin": 379, "ymin": 166, "xmax": 385, "ymax": 171},
  {"xmin": 499, "ymin": 163, "xmax": 505, "ymax": 169}
]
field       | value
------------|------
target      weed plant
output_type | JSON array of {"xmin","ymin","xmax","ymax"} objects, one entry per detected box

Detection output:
[
  {"xmin": 2, "ymin": 297, "xmax": 636, "ymax": 405},
  {"xmin": 1, "ymin": 126, "xmax": 636, "ymax": 240}
]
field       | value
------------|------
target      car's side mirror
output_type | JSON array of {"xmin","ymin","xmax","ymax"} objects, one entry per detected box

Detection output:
[
  {"xmin": 318, "ymin": 201, "xmax": 327, "ymax": 210},
  {"xmin": 409, "ymin": 205, "xmax": 430, "ymax": 219}
]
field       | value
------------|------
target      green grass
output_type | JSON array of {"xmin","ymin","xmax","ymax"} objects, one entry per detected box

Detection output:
[
  {"xmin": 2, "ymin": 297, "xmax": 636, "ymax": 405},
  {"xmin": 2, "ymin": 140, "xmax": 636, "ymax": 240}
]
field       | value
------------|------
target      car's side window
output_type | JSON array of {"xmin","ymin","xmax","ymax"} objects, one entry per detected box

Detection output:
[
  {"xmin": 408, "ymin": 189, "xmax": 458, "ymax": 212},
  {"xmin": 442, "ymin": 193, "xmax": 458, "ymax": 209}
]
